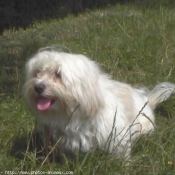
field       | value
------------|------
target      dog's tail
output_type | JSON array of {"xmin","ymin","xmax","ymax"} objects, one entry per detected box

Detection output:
[{"xmin": 147, "ymin": 82, "xmax": 175, "ymax": 110}]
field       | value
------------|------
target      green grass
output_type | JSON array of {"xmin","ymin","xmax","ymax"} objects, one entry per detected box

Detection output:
[{"xmin": 1, "ymin": 3, "xmax": 175, "ymax": 175}]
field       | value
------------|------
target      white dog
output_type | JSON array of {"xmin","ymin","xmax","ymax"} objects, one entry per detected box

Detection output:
[{"xmin": 24, "ymin": 49, "xmax": 175, "ymax": 159}]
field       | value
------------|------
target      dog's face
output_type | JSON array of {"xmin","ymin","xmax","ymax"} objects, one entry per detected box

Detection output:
[{"xmin": 24, "ymin": 51, "xmax": 103, "ymax": 117}]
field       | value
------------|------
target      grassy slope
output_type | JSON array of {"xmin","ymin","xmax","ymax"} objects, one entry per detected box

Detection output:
[{"xmin": 1, "ymin": 3, "xmax": 175, "ymax": 175}]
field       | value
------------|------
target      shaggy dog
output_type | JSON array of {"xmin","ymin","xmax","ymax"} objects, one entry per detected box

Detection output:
[{"xmin": 24, "ymin": 49, "xmax": 175, "ymax": 159}]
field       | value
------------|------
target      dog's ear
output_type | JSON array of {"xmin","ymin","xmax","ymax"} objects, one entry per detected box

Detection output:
[
  {"xmin": 61, "ymin": 54, "xmax": 104, "ymax": 117},
  {"xmin": 25, "ymin": 56, "xmax": 37, "ymax": 80}
]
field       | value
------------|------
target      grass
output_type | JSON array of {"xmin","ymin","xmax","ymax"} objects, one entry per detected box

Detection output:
[{"xmin": 1, "ymin": 2, "xmax": 175, "ymax": 175}]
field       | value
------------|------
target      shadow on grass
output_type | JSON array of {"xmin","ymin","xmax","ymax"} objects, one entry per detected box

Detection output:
[
  {"xmin": 2, "ymin": 0, "xmax": 174, "ymax": 34},
  {"xmin": 0, "ymin": 0, "xmax": 106, "ymax": 34},
  {"xmin": 10, "ymin": 131, "xmax": 43, "ymax": 159},
  {"xmin": 9, "ymin": 131, "xmax": 76, "ymax": 164},
  {"xmin": 0, "ymin": 0, "xmax": 68, "ymax": 34}
]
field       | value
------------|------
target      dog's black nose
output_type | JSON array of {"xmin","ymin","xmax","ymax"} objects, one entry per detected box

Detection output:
[{"xmin": 34, "ymin": 83, "xmax": 45, "ymax": 94}]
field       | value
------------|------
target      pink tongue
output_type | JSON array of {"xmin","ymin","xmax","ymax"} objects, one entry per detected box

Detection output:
[{"xmin": 37, "ymin": 97, "xmax": 52, "ymax": 111}]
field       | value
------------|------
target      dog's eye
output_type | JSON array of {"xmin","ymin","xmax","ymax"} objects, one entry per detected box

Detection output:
[
  {"xmin": 55, "ymin": 71, "xmax": 61, "ymax": 79},
  {"xmin": 34, "ymin": 69, "xmax": 41, "ymax": 77}
]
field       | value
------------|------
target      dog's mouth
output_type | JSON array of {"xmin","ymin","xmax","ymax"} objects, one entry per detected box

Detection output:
[{"xmin": 36, "ymin": 97, "xmax": 55, "ymax": 111}]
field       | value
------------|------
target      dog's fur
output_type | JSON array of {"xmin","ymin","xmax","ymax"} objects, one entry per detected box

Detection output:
[{"xmin": 24, "ymin": 49, "xmax": 175, "ymax": 159}]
